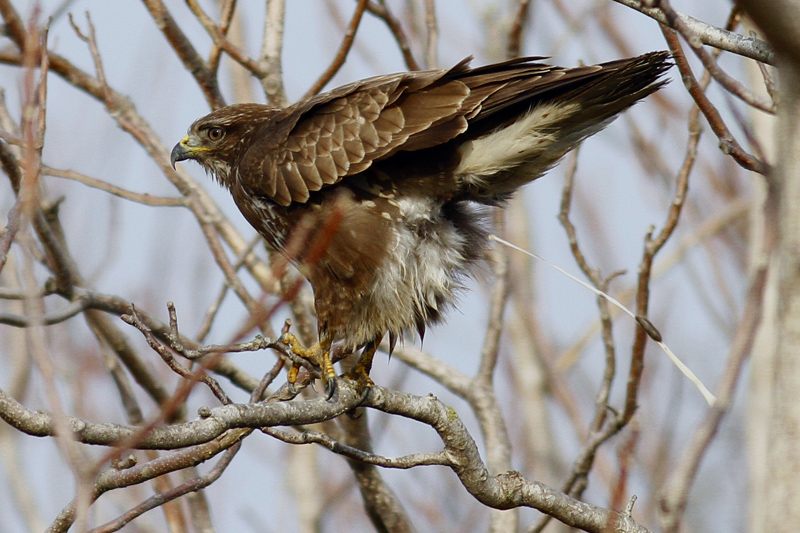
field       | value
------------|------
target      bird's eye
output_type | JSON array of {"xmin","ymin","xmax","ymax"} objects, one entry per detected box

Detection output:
[{"xmin": 207, "ymin": 127, "xmax": 224, "ymax": 141}]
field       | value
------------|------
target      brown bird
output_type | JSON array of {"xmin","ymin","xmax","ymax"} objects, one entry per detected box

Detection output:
[{"xmin": 171, "ymin": 52, "xmax": 670, "ymax": 398}]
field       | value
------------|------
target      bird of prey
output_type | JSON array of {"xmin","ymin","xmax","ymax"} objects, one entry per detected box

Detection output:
[{"xmin": 171, "ymin": 52, "xmax": 670, "ymax": 398}]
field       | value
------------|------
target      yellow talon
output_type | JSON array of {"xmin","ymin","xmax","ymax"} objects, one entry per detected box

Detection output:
[
  {"xmin": 320, "ymin": 349, "xmax": 336, "ymax": 397},
  {"xmin": 280, "ymin": 331, "xmax": 337, "ymax": 399},
  {"xmin": 286, "ymin": 363, "xmax": 300, "ymax": 393},
  {"xmin": 345, "ymin": 339, "xmax": 379, "ymax": 404}
]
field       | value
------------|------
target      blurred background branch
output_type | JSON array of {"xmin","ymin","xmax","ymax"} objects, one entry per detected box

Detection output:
[{"xmin": 0, "ymin": 0, "xmax": 779, "ymax": 531}]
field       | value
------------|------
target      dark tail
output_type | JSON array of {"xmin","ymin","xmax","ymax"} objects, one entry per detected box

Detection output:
[{"xmin": 452, "ymin": 52, "xmax": 671, "ymax": 202}]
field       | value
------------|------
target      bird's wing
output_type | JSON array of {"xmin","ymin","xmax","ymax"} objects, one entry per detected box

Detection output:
[
  {"xmin": 237, "ymin": 53, "xmax": 670, "ymax": 206},
  {"xmin": 238, "ymin": 60, "xmax": 489, "ymax": 206}
]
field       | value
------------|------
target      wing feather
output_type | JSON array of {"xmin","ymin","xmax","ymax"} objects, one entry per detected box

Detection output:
[
  {"xmin": 272, "ymin": 167, "xmax": 293, "ymax": 206},
  {"xmin": 240, "ymin": 66, "xmax": 476, "ymax": 206},
  {"xmin": 237, "ymin": 53, "xmax": 670, "ymax": 206},
  {"xmin": 296, "ymin": 160, "xmax": 323, "ymax": 189}
]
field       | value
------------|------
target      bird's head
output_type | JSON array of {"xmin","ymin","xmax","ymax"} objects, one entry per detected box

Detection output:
[{"xmin": 171, "ymin": 103, "xmax": 278, "ymax": 187}]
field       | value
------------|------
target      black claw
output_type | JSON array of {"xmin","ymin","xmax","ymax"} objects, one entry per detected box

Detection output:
[
  {"xmin": 357, "ymin": 385, "xmax": 372, "ymax": 407},
  {"xmin": 324, "ymin": 377, "xmax": 337, "ymax": 401},
  {"xmin": 345, "ymin": 387, "xmax": 372, "ymax": 419}
]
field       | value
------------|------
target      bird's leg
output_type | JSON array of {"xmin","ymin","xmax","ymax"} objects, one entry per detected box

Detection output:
[
  {"xmin": 286, "ymin": 363, "xmax": 301, "ymax": 394},
  {"xmin": 345, "ymin": 338, "xmax": 380, "ymax": 403},
  {"xmin": 281, "ymin": 331, "xmax": 337, "ymax": 399}
]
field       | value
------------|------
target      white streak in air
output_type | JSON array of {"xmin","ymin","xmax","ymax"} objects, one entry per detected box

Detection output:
[{"xmin": 489, "ymin": 234, "xmax": 716, "ymax": 407}]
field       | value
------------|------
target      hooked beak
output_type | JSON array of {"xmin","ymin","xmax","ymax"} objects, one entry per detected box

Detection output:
[{"xmin": 170, "ymin": 136, "xmax": 192, "ymax": 169}]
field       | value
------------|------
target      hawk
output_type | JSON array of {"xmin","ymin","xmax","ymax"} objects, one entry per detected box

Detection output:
[{"xmin": 171, "ymin": 52, "xmax": 670, "ymax": 398}]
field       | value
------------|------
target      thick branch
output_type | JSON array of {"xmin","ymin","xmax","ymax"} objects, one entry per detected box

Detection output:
[{"xmin": 612, "ymin": 0, "xmax": 774, "ymax": 64}]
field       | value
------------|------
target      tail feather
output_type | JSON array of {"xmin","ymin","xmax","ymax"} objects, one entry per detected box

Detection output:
[{"xmin": 453, "ymin": 51, "xmax": 671, "ymax": 202}]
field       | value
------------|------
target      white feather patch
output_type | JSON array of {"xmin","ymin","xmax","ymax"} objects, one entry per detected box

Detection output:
[
  {"xmin": 348, "ymin": 196, "xmax": 466, "ymax": 345},
  {"xmin": 455, "ymin": 101, "xmax": 579, "ymax": 180}
]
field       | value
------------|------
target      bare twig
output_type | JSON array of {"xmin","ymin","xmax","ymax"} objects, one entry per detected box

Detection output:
[
  {"xmin": 260, "ymin": 0, "xmax": 288, "ymax": 106},
  {"xmin": 653, "ymin": 0, "xmax": 775, "ymax": 113},
  {"xmin": 47, "ymin": 429, "xmax": 250, "ymax": 533},
  {"xmin": 0, "ymin": 298, "xmax": 88, "ymax": 326},
  {"xmin": 423, "ymin": 0, "xmax": 439, "ymax": 68},
  {"xmin": 207, "ymin": 0, "xmax": 238, "ymax": 75},
  {"xmin": 507, "ymin": 0, "xmax": 532, "ymax": 59},
  {"xmin": 195, "ymin": 234, "xmax": 262, "ymax": 343},
  {"xmin": 0, "ymin": 0, "xmax": 27, "ymax": 49},
  {"xmin": 303, "ymin": 0, "xmax": 369, "ymax": 99},
  {"xmin": 5, "ymin": 381, "xmax": 651, "ymax": 533},
  {"xmin": 123, "ymin": 305, "xmax": 233, "ymax": 405},
  {"xmin": 477, "ymin": 212, "xmax": 510, "ymax": 383},
  {"xmin": 264, "ymin": 425, "xmax": 449, "ymax": 467},
  {"xmin": 662, "ymin": 28, "xmax": 768, "ymax": 174},
  {"xmin": 88, "ymin": 442, "xmax": 241, "ymax": 533},
  {"xmin": 612, "ymin": 0, "xmax": 774, "ymax": 64},
  {"xmin": 365, "ymin": 1, "xmax": 421, "ymax": 71},
  {"xmin": 658, "ymin": 234, "xmax": 769, "ymax": 531},
  {"xmin": 185, "ymin": 0, "xmax": 272, "ymax": 93},
  {"xmin": 338, "ymin": 408, "xmax": 415, "ymax": 532},
  {"xmin": 622, "ymin": 59, "xmax": 700, "ymax": 425},
  {"xmin": 44, "ymin": 166, "xmax": 185, "ymax": 206},
  {"xmin": 556, "ymin": 149, "xmax": 622, "ymax": 497},
  {"xmin": 140, "ymin": 0, "xmax": 225, "ymax": 108}
]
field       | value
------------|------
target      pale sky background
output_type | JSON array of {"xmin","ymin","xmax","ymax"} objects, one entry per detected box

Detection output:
[{"xmin": 0, "ymin": 1, "xmax": 751, "ymax": 531}]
